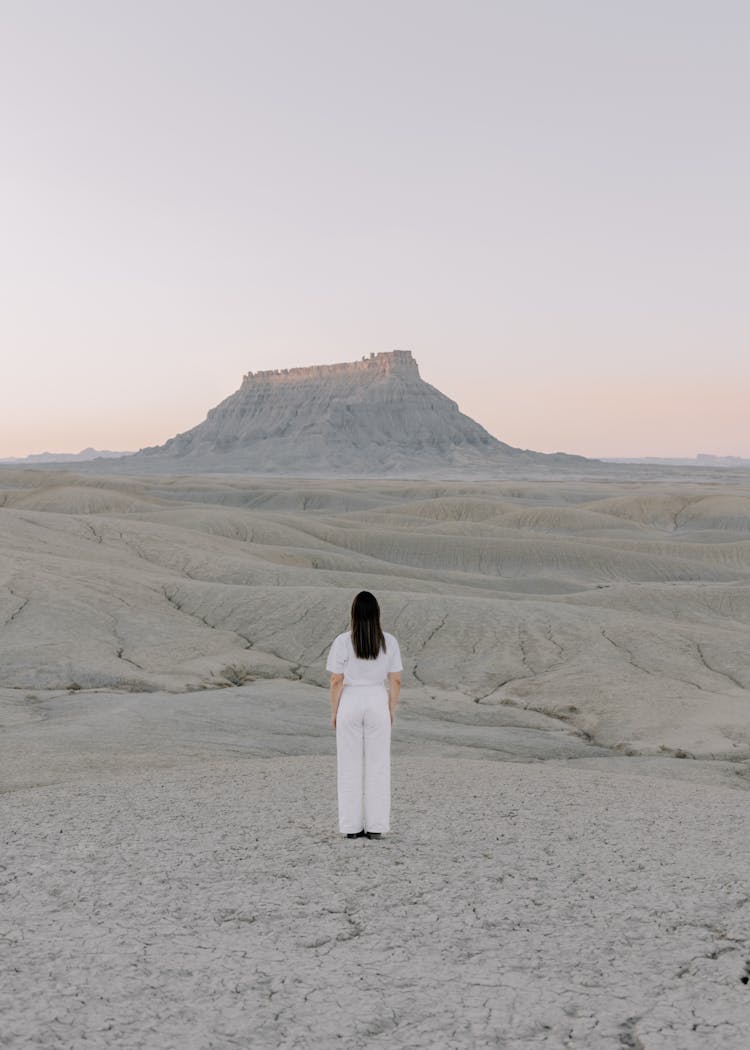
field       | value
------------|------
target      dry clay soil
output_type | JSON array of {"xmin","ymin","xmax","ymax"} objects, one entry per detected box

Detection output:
[{"xmin": 2, "ymin": 468, "xmax": 750, "ymax": 1048}]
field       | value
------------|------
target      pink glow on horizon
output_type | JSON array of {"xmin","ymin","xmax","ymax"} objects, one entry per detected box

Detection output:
[
  {"xmin": 463, "ymin": 377, "xmax": 750, "ymax": 460},
  {"xmin": 3, "ymin": 371, "xmax": 748, "ymax": 462}
]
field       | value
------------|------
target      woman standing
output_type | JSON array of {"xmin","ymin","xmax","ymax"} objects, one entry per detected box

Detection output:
[{"xmin": 326, "ymin": 591, "xmax": 402, "ymax": 839}]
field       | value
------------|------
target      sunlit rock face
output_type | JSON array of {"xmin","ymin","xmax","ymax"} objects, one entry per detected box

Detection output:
[{"xmin": 133, "ymin": 350, "xmax": 585, "ymax": 474}]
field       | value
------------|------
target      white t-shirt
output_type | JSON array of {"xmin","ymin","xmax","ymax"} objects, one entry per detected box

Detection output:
[{"xmin": 326, "ymin": 631, "xmax": 403, "ymax": 686}]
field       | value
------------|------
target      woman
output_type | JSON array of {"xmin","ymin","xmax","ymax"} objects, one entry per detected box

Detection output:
[{"xmin": 326, "ymin": 591, "xmax": 402, "ymax": 839}]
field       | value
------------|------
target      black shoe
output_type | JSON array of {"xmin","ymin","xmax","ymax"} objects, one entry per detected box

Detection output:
[
  {"xmin": 346, "ymin": 830, "xmax": 366, "ymax": 838},
  {"xmin": 364, "ymin": 832, "xmax": 383, "ymax": 840}
]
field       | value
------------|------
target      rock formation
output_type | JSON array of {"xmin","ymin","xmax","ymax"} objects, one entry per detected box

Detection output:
[{"xmin": 132, "ymin": 350, "xmax": 586, "ymax": 474}]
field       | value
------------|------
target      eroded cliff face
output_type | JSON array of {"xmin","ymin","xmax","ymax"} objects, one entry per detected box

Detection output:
[{"xmin": 134, "ymin": 350, "xmax": 581, "ymax": 474}]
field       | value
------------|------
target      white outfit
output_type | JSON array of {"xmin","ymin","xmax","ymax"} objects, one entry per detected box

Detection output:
[{"xmin": 326, "ymin": 631, "xmax": 403, "ymax": 834}]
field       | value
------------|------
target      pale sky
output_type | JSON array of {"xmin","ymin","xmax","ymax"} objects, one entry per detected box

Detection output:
[{"xmin": 2, "ymin": 0, "xmax": 748, "ymax": 459}]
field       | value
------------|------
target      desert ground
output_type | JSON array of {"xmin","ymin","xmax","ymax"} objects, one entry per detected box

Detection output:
[{"xmin": 2, "ymin": 467, "xmax": 750, "ymax": 1048}]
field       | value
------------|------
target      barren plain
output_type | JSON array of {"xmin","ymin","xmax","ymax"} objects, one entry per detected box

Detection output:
[{"xmin": 2, "ymin": 467, "xmax": 750, "ymax": 1048}]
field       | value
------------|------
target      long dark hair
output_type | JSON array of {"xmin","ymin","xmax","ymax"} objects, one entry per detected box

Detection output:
[{"xmin": 350, "ymin": 591, "xmax": 386, "ymax": 660}]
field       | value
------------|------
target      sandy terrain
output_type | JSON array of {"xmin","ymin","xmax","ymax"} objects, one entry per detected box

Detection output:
[
  {"xmin": 2, "ymin": 468, "xmax": 750, "ymax": 1047},
  {"xmin": 2, "ymin": 468, "xmax": 750, "ymax": 759}
]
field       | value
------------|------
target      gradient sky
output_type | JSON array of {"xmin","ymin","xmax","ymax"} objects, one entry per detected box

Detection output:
[{"xmin": 2, "ymin": 0, "xmax": 748, "ymax": 459}]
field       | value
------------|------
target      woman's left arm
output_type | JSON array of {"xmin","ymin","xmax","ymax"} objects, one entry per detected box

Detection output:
[
  {"xmin": 387, "ymin": 672, "xmax": 401, "ymax": 725},
  {"xmin": 330, "ymin": 673, "xmax": 345, "ymax": 729}
]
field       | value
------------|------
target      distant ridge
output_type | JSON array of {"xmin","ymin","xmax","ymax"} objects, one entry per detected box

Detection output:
[
  {"xmin": 124, "ymin": 349, "xmax": 588, "ymax": 475},
  {"xmin": 0, "ymin": 447, "xmax": 132, "ymax": 465},
  {"xmin": 605, "ymin": 455, "xmax": 750, "ymax": 468}
]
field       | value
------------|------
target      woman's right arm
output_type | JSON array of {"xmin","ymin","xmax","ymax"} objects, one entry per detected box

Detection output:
[{"xmin": 330, "ymin": 673, "xmax": 345, "ymax": 729}]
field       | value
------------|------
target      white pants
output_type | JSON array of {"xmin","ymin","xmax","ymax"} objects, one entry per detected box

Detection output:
[{"xmin": 336, "ymin": 685, "xmax": 391, "ymax": 834}]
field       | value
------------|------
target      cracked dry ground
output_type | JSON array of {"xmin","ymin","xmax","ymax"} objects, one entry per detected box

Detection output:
[{"xmin": 2, "ymin": 757, "xmax": 749, "ymax": 1049}]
